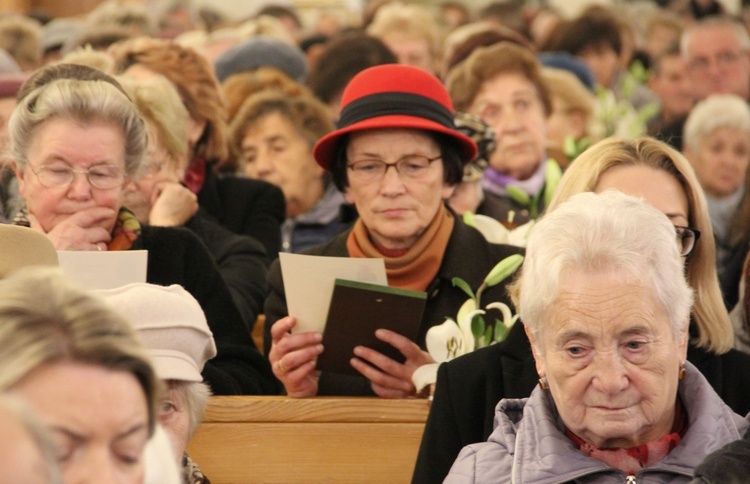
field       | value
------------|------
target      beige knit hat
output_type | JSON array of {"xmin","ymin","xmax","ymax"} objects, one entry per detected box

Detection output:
[
  {"xmin": 94, "ymin": 283, "xmax": 217, "ymax": 382},
  {"xmin": 0, "ymin": 225, "xmax": 58, "ymax": 279}
]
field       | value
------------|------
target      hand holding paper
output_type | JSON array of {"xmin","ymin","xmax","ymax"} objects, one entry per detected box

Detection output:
[{"xmin": 267, "ymin": 315, "xmax": 323, "ymax": 398}]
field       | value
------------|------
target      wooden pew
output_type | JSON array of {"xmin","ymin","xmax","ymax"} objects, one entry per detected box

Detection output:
[{"xmin": 187, "ymin": 396, "xmax": 431, "ymax": 484}]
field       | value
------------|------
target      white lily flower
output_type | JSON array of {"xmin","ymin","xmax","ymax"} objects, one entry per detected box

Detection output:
[
  {"xmin": 470, "ymin": 214, "xmax": 534, "ymax": 247},
  {"xmin": 486, "ymin": 302, "xmax": 520, "ymax": 329}
]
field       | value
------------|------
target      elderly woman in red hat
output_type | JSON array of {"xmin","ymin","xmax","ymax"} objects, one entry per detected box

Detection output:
[{"xmin": 264, "ymin": 64, "xmax": 523, "ymax": 398}]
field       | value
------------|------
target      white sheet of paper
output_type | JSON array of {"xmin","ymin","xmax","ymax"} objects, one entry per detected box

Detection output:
[
  {"xmin": 57, "ymin": 250, "xmax": 148, "ymax": 290},
  {"xmin": 279, "ymin": 252, "xmax": 387, "ymax": 333}
]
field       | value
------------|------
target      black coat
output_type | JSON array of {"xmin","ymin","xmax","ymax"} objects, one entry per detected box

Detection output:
[
  {"xmin": 197, "ymin": 167, "xmax": 285, "ymax": 258},
  {"xmin": 264, "ymin": 214, "xmax": 525, "ymax": 396},
  {"xmin": 134, "ymin": 225, "xmax": 280, "ymax": 395},
  {"xmin": 185, "ymin": 210, "xmax": 269, "ymax": 329},
  {"xmin": 412, "ymin": 320, "xmax": 750, "ymax": 484}
]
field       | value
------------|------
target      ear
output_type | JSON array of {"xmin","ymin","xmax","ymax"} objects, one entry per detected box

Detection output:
[
  {"xmin": 344, "ymin": 187, "xmax": 356, "ymax": 205},
  {"xmin": 677, "ymin": 317, "xmax": 690, "ymax": 362},
  {"xmin": 441, "ymin": 182, "xmax": 456, "ymax": 200},
  {"xmin": 524, "ymin": 324, "xmax": 546, "ymax": 378},
  {"xmin": 12, "ymin": 162, "xmax": 27, "ymax": 198},
  {"xmin": 186, "ymin": 117, "xmax": 207, "ymax": 146}
]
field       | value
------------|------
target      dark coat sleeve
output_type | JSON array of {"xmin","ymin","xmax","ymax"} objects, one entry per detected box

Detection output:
[
  {"xmin": 185, "ymin": 211, "xmax": 269, "ymax": 330},
  {"xmin": 198, "ymin": 169, "xmax": 286, "ymax": 258},
  {"xmin": 691, "ymin": 427, "xmax": 750, "ymax": 484},
  {"xmin": 412, "ymin": 322, "xmax": 537, "ymax": 484},
  {"xmin": 138, "ymin": 226, "xmax": 280, "ymax": 395}
]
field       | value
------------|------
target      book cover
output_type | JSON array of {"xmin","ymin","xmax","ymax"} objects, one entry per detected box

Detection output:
[{"xmin": 316, "ymin": 279, "xmax": 427, "ymax": 376}]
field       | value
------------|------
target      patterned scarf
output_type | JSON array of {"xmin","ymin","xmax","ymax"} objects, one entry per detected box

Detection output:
[
  {"xmin": 565, "ymin": 399, "xmax": 687, "ymax": 476},
  {"xmin": 345, "ymin": 203, "xmax": 454, "ymax": 291},
  {"xmin": 183, "ymin": 454, "xmax": 210, "ymax": 484},
  {"xmin": 14, "ymin": 206, "xmax": 141, "ymax": 251}
]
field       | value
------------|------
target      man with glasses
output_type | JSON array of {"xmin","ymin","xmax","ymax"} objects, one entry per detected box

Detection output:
[{"xmin": 656, "ymin": 16, "xmax": 750, "ymax": 150}]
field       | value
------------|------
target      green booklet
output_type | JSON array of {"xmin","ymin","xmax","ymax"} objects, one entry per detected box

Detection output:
[{"xmin": 316, "ymin": 279, "xmax": 427, "ymax": 376}]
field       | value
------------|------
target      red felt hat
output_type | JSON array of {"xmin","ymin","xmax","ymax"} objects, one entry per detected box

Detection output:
[{"xmin": 313, "ymin": 64, "xmax": 478, "ymax": 171}]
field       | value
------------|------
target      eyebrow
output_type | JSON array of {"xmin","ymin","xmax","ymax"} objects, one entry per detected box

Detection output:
[
  {"xmin": 114, "ymin": 423, "xmax": 149, "ymax": 443},
  {"xmin": 556, "ymin": 324, "xmax": 654, "ymax": 343}
]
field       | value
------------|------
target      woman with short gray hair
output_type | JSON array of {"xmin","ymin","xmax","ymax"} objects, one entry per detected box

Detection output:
[
  {"xmin": 446, "ymin": 191, "xmax": 749, "ymax": 482},
  {"xmin": 683, "ymin": 93, "xmax": 750, "ymax": 310}
]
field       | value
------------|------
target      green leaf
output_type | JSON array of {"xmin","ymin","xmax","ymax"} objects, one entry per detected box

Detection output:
[
  {"xmin": 493, "ymin": 320, "xmax": 509, "ymax": 343},
  {"xmin": 471, "ymin": 314, "xmax": 486, "ymax": 345},
  {"xmin": 451, "ymin": 277, "xmax": 475, "ymax": 300},
  {"xmin": 506, "ymin": 185, "xmax": 530, "ymax": 206},
  {"xmin": 483, "ymin": 325, "xmax": 493, "ymax": 348},
  {"xmin": 542, "ymin": 159, "xmax": 562, "ymax": 211}
]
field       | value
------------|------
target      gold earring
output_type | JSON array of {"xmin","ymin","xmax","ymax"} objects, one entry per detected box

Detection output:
[
  {"xmin": 678, "ymin": 365, "xmax": 686, "ymax": 380},
  {"xmin": 538, "ymin": 377, "xmax": 549, "ymax": 390}
]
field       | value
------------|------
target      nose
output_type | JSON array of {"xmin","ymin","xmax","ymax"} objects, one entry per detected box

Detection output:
[
  {"xmin": 71, "ymin": 447, "xmax": 122, "ymax": 484},
  {"xmin": 66, "ymin": 172, "xmax": 94, "ymax": 200},
  {"xmin": 253, "ymin": 150, "xmax": 275, "ymax": 178},
  {"xmin": 378, "ymin": 164, "xmax": 407, "ymax": 195},
  {"xmin": 590, "ymin": 350, "xmax": 629, "ymax": 395}
]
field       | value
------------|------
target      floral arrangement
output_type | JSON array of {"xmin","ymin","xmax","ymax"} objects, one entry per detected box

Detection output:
[{"xmin": 412, "ymin": 254, "xmax": 524, "ymax": 392}]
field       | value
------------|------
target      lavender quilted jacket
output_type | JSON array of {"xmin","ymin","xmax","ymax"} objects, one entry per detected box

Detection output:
[{"xmin": 445, "ymin": 362, "xmax": 750, "ymax": 484}]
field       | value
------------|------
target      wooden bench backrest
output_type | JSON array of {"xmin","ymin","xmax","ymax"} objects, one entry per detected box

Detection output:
[{"xmin": 187, "ymin": 396, "xmax": 430, "ymax": 484}]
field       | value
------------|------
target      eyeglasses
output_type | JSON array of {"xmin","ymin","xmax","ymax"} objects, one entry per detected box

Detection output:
[
  {"xmin": 687, "ymin": 50, "xmax": 745, "ymax": 72},
  {"xmin": 135, "ymin": 161, "xmax": 165, "ymax": 179},
  {"xmin": 675, "ymin": 225, "xmax": 701, "ymax": 257},
  {"xmin": 347, "ymin": 155, "xmax": 441, "ymax": 183},
  {"xmin": 28, "ymin": 163, "xmax": 125, "ymax": 190}
]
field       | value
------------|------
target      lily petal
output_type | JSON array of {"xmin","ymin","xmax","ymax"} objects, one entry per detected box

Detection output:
[
  {"xmin": 412, "ymin": 363, "xmax": 439, "ymax": 393},
  {"xmin": 425, "ymin": 319, "xmax": 465, "ymax": 363}
]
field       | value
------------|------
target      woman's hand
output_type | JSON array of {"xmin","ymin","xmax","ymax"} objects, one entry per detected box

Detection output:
[
  {"xmin": 350, "ymin": 329, "xmax": 435, "ymax": 399},
  {"xmin": 268, "ymin": 316, "xmax": 324, "ymax": 398},
  {"xmin": 148, "ymin": 182, "xmax": 198, "ymax": 227},
  {"xmin": 30, "ymin": 208, "xmax": 114, "ymax": 250}
]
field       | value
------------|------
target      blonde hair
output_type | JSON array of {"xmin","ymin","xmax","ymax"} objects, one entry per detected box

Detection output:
[
  {"xmin": 547, "ymin": 136, "xmax": 733, "ymax": 353},
  {"xmin": 117, "ymin": 74, "xmax": 189, "ymax": 170},
  {"xmin": 109, "ymin": 37, "xmax": 229, "ymax": 169},
  {"xmin": 367, "ymin": 2, "xmax": 442, "ymax": 60},
  {"xmin": 0, "ymin": 268, "xmax": 159, "ymax": 435},
  {"xmin": 542, "ymin": 67, "xmax": 595, "ymax": 121}
]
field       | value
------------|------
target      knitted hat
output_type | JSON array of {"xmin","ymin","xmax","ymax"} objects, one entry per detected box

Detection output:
[
  {"xmin": 313, "ymin": 64, "xmax": 478, "ymax": 171},
  {"xmin": 0, "ymin": 225, "xmax": 58, "ymax": 279},
  {"xmin": 94, "ymin": 283, "xmax": 217, "ymax": 382},
  {"xmin": 214, "ymin": 35, "xmax": 308, "ymax": 83}
]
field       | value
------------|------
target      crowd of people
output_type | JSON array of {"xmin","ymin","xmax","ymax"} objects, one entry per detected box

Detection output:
[{"xmin": 1, "ymin": 0, "xmax": 750, "ymax": 482}]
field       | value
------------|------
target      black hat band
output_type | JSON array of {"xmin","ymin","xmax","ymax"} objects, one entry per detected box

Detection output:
[{"xmin": 337, "ymin": 92, "xmax": 456, "ymax": 130}]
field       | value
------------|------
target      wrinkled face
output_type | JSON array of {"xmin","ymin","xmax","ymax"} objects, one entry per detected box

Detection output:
[
  {"xmin": 530, "ymin": 269, "xmax": 687, "ymax": 449},
  {"xmin": 16, "ymin": 119, "xmax": 127, "ymax": 234},
  {"xmin": 684, "ymin": 27, "xmax": 750, "ymax": 101},
  {"xmin": 240, "ymin": 112, "xmax": 325, "ymax": 218},
  {"xmin": 690, "ymin": 126, "xmax": 750, "ymax": 198},
  {"xmin": 344, "ymin": 128, "xmax": 454, "ymax": 250},
  {"xmin": 0, "ymin": 406, "xmax": 51, "ymax": 484},
  {"xmin": 380, "ymin": 33, "xmax": 436, "ymax": 75},
  {"xmin": 468, "ymin": 72, "xmax": 548, "ymax": 181},
  {"xmin": 124, "ymin": 123, "xmax": 182, "ymax": 222},
  {"xmin": 11, "ymin": 362, "xmax": 150, "ymax": 484},
  {"xmin": 649, "ymin": 55, "xmax": 695, "ymax": 121},
  {"xmin": 579, "ymin": 43, "xmax": 620, "ymax": 89},
  {"xmin": 158, "ymin": 382, "xmax": 191, "ymax": 464}
]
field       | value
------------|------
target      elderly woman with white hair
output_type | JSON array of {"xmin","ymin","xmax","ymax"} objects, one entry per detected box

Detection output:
[
  {"xmin": 683, "ymin": 94, "xmax": 750, "ymax": 310},
  {"xmin": 446, "ymin": 191, "xmax": 750, "ymax": 482},
  {"xmin": 96, "ymin": 282, "xmax": 217, "ymax": 484}
]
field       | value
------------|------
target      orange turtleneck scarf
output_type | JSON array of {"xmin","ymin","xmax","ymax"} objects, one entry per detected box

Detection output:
[{"xmin": 346, "ymin": 204, "xmax": 454, "ymax": 291}]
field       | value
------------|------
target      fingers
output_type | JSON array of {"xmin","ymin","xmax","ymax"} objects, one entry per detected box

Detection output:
[
  {"xmin": 350, "ymin": 355, "xmax": 415, "ymax": 398},
  {"xmin": 65, "ymin": 206, "xmax": 117, "ymax": 229}
]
